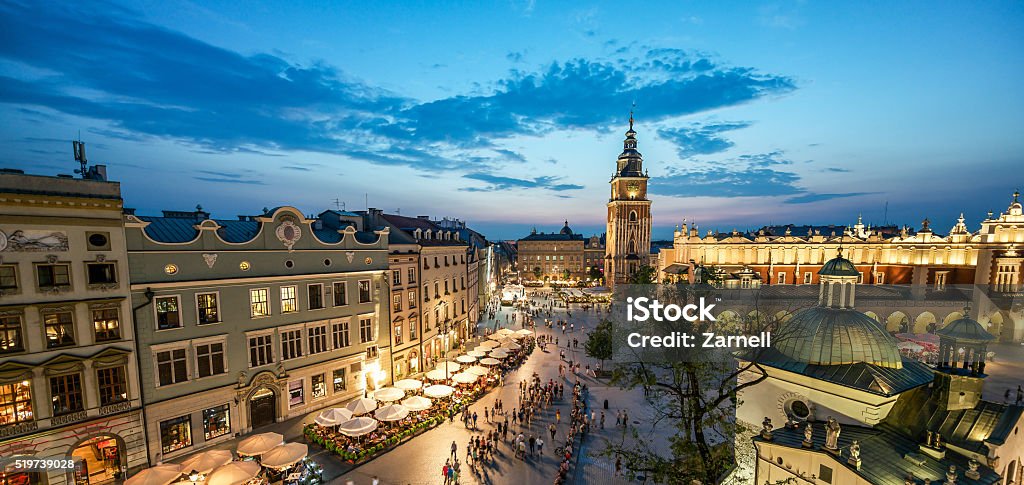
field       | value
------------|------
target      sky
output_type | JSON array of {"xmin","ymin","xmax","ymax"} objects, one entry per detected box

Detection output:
[{"xmin": 0, "ymin": 0, "xmax": 1022, "ymax": 240}]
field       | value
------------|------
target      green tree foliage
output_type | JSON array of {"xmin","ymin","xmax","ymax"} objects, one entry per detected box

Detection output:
[
  {"xmin": 585, "ymin": 320, "xmax": 613, "ymax": 366},
  {"xmin": 627, "ymin": 265, "xmax": 657, "ymax": 284}
]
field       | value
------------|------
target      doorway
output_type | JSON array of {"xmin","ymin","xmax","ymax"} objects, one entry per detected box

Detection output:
[
  {"xmin": 249, "ymin": 387, "xmax": 276, "ymax": 429},
  {"xmin": 70, "ymin": 435, "xmax": 124, "ymax": 485}
]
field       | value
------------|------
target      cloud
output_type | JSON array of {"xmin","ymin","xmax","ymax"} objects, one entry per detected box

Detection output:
[
  {"xmin": 506, "ymin": 51, "xmax": 524, "ymax": 63},
  {"xmin": 658, "ymin": 121, "xmax": 751, "ymax": 157},
  {"xmin": 461, "ymin": 172, "xmax": 584, "ymax": 192},
  {"xmin": 281, "ymin": 165, "xmax": 311, "ymax": 171},
  {"xmin": 823, "ymin": 167, "xmax": 851, "ymax": 173},
  {"xmin": 0, "ymin": 2, "xmax": 796, "ymax": 184},
  {"xmin": 194, "ymin": 176, "xmax": 266, "ymax": 185},
  {"xmin": 493, "ymin": 148, "xmax": 527, "ymax": 163},
  {"xmin": 783, "ymin": 192, "xmax": 875, "ymax": 204},
  {"xmin": 651, "ymin": 151, "xmax": 870, "ymax": 203}
]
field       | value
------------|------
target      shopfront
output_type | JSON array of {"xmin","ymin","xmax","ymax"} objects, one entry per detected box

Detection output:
[{"xmin": 69, "ymin": 434, "xmax": 126, "ymax": 485}]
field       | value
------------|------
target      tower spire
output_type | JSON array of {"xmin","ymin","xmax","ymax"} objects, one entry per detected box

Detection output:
[{"xmin": 629, "ymin": 102, "xmax": 635, "ymax": 131}]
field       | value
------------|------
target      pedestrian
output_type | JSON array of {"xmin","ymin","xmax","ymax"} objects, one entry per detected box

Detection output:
[
  {"xmin": 615, "ymin": 456, "xmax": 622, "ymax": 477},
  {"xmin": 529, "ymin": 435, "xmax": 536, "ymax": 456},
  {"xmin": 623, "ymin": 410, "xmax": 629, "ymax": 428},
  {"xmin": 484, "ymin": 407, "xmax": 489, "ymax": 423},
  {"xmin": 473, "ymin": 411, "xmax": 479, "ymax": 428},
  {"xmin": 451, "ymin": 440, "xmax": 458, "ymax": 459},
  {"xmin": 556, "ymin": 409, "xmax": 561, "ymax": 424},
  {"xmin": 549, "ymin": 423, "xmax": 557, "ymax": 441},
  {"xmin": 372, "ymin": 476, "xmax": 379, "ymax": 485},
  {"xmin": 615, "ymin": 410, "xmax": 621, "ymax": 426},
  {"xmin": 443, "ymin": 463, "xmax": 450, "ymax": 485},
  {"xmin": 537, "ymin": 436, "xmax": 544, "ymax": 455},
  {"xmin": 600, "ymin": 411, "xmax": 605, "ymax": 429}
]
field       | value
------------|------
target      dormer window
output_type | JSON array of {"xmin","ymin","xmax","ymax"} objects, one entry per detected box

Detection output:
[
  {"xmin": 425, "ymin": 229, "xmax": 432, "ymax": 240},
  {"xmin": 414, "ymin": 229, "xmax": 422, "ymax": 239}
]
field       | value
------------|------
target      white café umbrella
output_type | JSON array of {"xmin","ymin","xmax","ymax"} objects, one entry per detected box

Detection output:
[
  {"xmin": 496, "ymin": 328, "xmax": 514, "ymax": 335},
  {"xmin": 206, "ymin": 461, "xmax": 260, "ymax": 485},
  {"xmin": 425, "ymin": 369, "xmax": 449, "ymax": 381},
  {"xmin": 479, "ymin": 340, "xmax": 500, "ymax": 349},
  {"xmin": 516, "ymin": 329, "xmax": 533, "ymax": 336},
  {"xmin": 488, "ymin": 350, "xmax": 510, "ymax": 359},
  {"xmin": 479, "ymin": 357, "xmax": 501, "ymax": 366},
  {"xmin": 236, "ymin": 432, "xmax": 283, "ymax": 456},
  {"xmin": 488, "ymin": 333, "xmax": 506, "ymax": 341},
  {"xmin": 455, "ymin": 355, "xmax": 477, "ymax": 363},
  {"xmin": 125, "ymin": 464, "xmax": 182, "ymax": 485},
  {"xmin": 500, "ymin": 341, "xmax": 522, "ymax": 350},
  {"xmin": 401, "ymin": 395, "xmax": 432, "ymax": 411},
  {"xmin": 314, "ymin": 408, "xmax": 353, "ymax": 427},
  {"xmin": 423, "ymin": 384, "xmax": 455, "ymax": 398},
  {"xmin": 435, "ymin": 361, "xmax": 461, "ymax": 373},
  {"xmin": 345, "ymin": 397, "xmax": 378, "ymax": 415},
  {"xmin": 179, "ymin": 449, "xmax": 232, "ymax": 474},
  {"xmin": 394, "ymin": 378, "xmax": 423, "ymax": 391},
  {"xmin": 261, "ymin": 443, "xmax": 308, "ymax": 469},
  {"xmin": 467, "ymin": 350, "xmax": 487, "ymax": 358},
  {"xmin": 374, "ymin": 403, "xmax": 410, "ymax": 422},
  {"xmin": 338, "ymin": 417, "xmax": 378, "ymax": 437},
  {"xmin": 374, "ymin": 387, "xmax": 406, "ymax": 402},
  {"xmin": 451, "ymin": 372, "xmax": 478, "ymax": 385},
  {"xmin": 466, "ymin": 365, "xmax": 489, "ymax": 376}
]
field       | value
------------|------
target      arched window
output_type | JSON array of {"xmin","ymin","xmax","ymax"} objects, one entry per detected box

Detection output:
[
  {"xmin": 628, "ymin": 210, "xmax": 638, "ymax": 223},
  {"xmin": 628, "ymin": 240, "xmax": 636, "ymax": 254}
]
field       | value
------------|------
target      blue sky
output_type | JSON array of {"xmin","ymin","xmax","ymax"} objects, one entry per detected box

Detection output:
[{"xmin": 1, "ymin": 0, "xmax": 1021, "ymax": 240}]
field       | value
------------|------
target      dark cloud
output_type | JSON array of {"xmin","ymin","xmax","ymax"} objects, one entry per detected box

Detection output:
[
  {"xmin": 657, "ymin": 121, "xmax": 750, "ymax": 157},
  {"xmin": 651, "ymin": 151, "xmax": 869, "ymax": 203},
  {"xmin": 0, "ymin": 2, "xmax": 795, "ymax": 187},
  {"xmin": 493, "ymin": 149, "xmax": 527, "ymax": 163},
  {"xmin": 506, "ymin": 51, "xmax": 524, "ymax": 63},
  {"xmin": 461, "ymin": 172, "xmax": 583, "ymax": 192},
  {"xmin": 194, "ymin": 176, "xmax": 266, "ymax": 185},
  {"xmin": 784, "ymin": 192, "xmax": 874, "ymax": 204},
  {"xmin": 823, "ymin": 167, "xmax": 851, "ymax": 173},
  {"xmin": 281, "ymin": 166, "xmax": 311, "ymax": 171}
]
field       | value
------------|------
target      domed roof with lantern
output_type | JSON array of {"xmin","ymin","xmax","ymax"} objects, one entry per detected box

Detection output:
[
  {"xmin": 935, "ymin": 306, "xmax": 996, "ymax": 343},
  {"xmin": 817, "ymin": 247, "xmax": 860, "ymax": 277},
  {"xmin": 559, "ymin": 220, "xmax": 574, "ymax": 235}
]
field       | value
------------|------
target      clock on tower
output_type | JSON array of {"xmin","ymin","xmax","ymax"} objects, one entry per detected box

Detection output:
[{"xmin": 605, "ymin": 112, "xmax": 652, "ymax": 286}]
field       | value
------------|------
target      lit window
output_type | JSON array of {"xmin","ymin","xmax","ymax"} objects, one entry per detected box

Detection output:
[
  {"xmin": 0, "ymin": 381, "xmax": 34, "ymax": 426},
  {"xmin": 280, "ymin": 286, "xmax": 297, "ymax": 313},
  {"xmin": 196, "ymin": 293, "xmax": 220, "ymax": 324},
  {"xmin": 250, "ymin": 288, "xmax": 269, "ymax": 317},
  {"xmin": 288, "ymin": 379, "xmax": 304, "ymax": 408},
  {"xmin": 43, "ymin": 311, "xmax": 75, "ymax": 348},
  {"xmin": 97, "ymin": 366, "xmax": 128, "ymax": 406},
  {"xmin": 160, "ymin": 415, "xmax": 192, "ymax": 454},
  {"xmin": 312, "ymin": 374, "xmax": 326, "ymax": 400},
  {"xmin": 0, "ymin": 315, "xmax": 25, "ymax": 354},
  {"xmin": 93, "ymin": 308, "xmax": 120, "ymax": 341},
  {"xmin": 203, "ymin": 405, "xmax": 230, "ymax": 440},
  {"xmin": 155, "ymin": 296, "xmax": 181, "ymax": 330},
  {"xmin": 333, "ymin": 368, "xmax": 346, "ymax": 392}
]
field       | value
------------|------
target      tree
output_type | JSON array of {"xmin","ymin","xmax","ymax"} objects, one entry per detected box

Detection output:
[
  {"xmin": 602, "ymin": 283, "xmax": 808, "ymax": 484},
  {"xmin": 627, "ymin": 265, "xmax": 657, "ymax": 284},
  {"xmin": 585, "ymin": 320, "xmax": 613, "ymax": 367},
  {"xmin": 588, "ymin": 265, "xmax": 603, "ymax": 281},
  {"xmin": 532, "ymin": 266, "xmax": 542, "ymax": 279},
  {"xmin": 562, "ymin": 269, "xmax": 571, "ymax": 281}
]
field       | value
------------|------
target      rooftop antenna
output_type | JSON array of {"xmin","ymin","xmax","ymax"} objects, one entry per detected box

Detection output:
[
  {"xmin": 72, "ymin": 131, "xmax": 88, "ymax": 178},
  {"xmin": 365, "ymin": 193, "xmax": 368, "ymax": 211},
  {"xmin": 883, "ymin": 200, "xmax": 889, "ymax": 226},
  {"xmin": 332, "ymin": 198, "xmax": 343, "ymax": 210}
]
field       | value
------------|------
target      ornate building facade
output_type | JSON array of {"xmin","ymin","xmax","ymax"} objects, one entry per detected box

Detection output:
[
  {"xmin": 0, "ymin": 169, "xmax": 148, "ymax": 485},
  {"xmin": 658, "ymin": 192, "xmax": 1024, "ymax": 341},
  {"xmin": 605, "ymin": 114, "xmax": 652, "ymax": 286},
  {"xmin": 124, "ymin": 206, "xmax": 391, "ymax": 463}
]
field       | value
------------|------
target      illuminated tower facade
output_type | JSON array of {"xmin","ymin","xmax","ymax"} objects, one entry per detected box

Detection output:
[{"xmin": 605, "ymin": 113, "xmax": 652, "ymax": 286}]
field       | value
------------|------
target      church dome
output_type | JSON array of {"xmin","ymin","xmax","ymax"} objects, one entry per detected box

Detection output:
[
  {"xmin": 936, "ymin": 315, "xmax": 996, "ymax": 342},
  {"xmin": 773, "ymin": 306, "xmax": 902, "ymax": 368},
  {"xmin": 818, "ymin": 252, "xmax": 859, "ymax": 277},
  {"xmin": 560, "ymin": 221, "xmax": 573, "ymax": 235}
]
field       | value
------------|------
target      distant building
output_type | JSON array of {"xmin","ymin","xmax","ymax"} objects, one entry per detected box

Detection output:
[
  {"xmin": 516, "ymin": 222, "xmax": 604, "ymax": 283},
  {"xmin": 124, "ymin": 206, "xmax": 391, "ymax": 463},
  {"xmin": 0, "ymin": 168, "xmax": 148, "ymax": 485},
  {"xmin": 606, "ymin": 114, "xmax": 653, "ymax": 286},
  {"xmin": 659, "ymin": 192, "xmax": 1024, "ymax": 341}
]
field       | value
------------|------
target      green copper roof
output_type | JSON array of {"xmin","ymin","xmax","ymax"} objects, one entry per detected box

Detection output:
[
  {"xmin": 774, "ymin": 306, "xmax": 903, "ymax": 368},
  {"xmin": 818, "ymin": 253, "xmax": 860, "ymax": 276},
  {"xmin": 935, "ymin": 317, "xmax": 996, "ymax": 342}
]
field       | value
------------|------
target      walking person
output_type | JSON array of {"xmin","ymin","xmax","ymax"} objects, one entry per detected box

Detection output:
[{"xmin": 451, "ymin": 440, "xmax": 458, "ymax": 459}]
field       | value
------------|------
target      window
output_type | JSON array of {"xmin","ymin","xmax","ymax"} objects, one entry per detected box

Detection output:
[
  {"xmin": 49, "ymin": 373, "xmax": 83, "ymax": 415},
  {"xmin": 196, "ymin": 342, "xmax": 226, "ymax": 378},
  {"xmin": 359, "ymin": 317, "xmax": 373, "ymax": 343},
  {"xmin": 0, "ymin": 315, "xmax": 24, "ymax": 354},
  {"xmin": 409, "ymin": 317, "xmax": 418, "ymax": 341},
  {"xmin": 203, "ymin": 405, "xmax": 230, "ymax": 440},
  {"xmin": 97, "ymin": 366, "xmax": 128, "ymax": 406},
  {"xmin": 0, "ymin": 381, "xmax": 33, "ymax": 427},
  {"xmin": 308, "ymin": 284, "xmax": 324, "ymax": 310},
  {"xmin": 311, "ymin": 374, "xmax": 326, "ymax": 400},
  {"xmin": 818, "ymin": 464, "xmax": 833, "ymax": 484},
  {"xmin": 156, "ymin": 348, "xmax": 188, "ymax": 386},
  {"xmin": 92, "ymin": 308, "xmax": 120, "ymax": 341},
  {"xmin": 155, "ymin": 296, "xmax": 181, "ymax": 330},
  {"xmin": 281, "ymin": 329, "xmax": 303, "ymax": 360},
  {"xmin": 434, "ymin": 282, "xmax": 439, "ymax": 298},
  {"xmin": 333, "ymin": 282, "xmax": 348, "ymax": 306},
  {"xmin": 308, "ymin": 325, "xmax": 327, "ymax": 354},
  {"xmin": 777, "ymin": 273, "xmax": 786, "ymax": 285},
  {"xmin": 196, "ymin": 293, "xmax": 220, "ymax": 324},
  {"xmin": 280, "ymin": 286, "xmax": 297, "ymax": 313},
  {"xmin": 935, "ymin": 271, "xmax": 948, "ymax": 291},
  {"xmin": 333, "ymin": 368, "xmax": 347, "ymax": 392},
  {"xmin": 332, "ymin": 321, "xmax": 350, "ymax": 349},
  {"xmin": 423, "ymin": 285, "xmax": 429, "ymax": 302},
  {"xmin": 0, "ymin": 265, "xmax": 18, "ymax": 291},
  {"xmin": 36, "ymin": 263, "xmax": 70, "ymax": 289},
  {"xmin": 160, "ymin": 415, "xmax": 192, "ymax": 454},
  {"xmin": 288, "ymin": 379, "xmax": 304, "ymax": 408},
  {"xmin": 874, "ymin": 272, "xmax": 884, "ymax": 284},
  {"xmin": 394, "ymin": 321, "xmax": 403, "ymax": 346},
  {"xmin": 86, "ymin": 262, "xmax": 117, "ymax": 285},
  {"xmin": 43, "ymin": 311, "xmax": 75, "ymax": 348},
  {"xmin": 444, "ymin": 281, "xmax": 449, "ymax": 294},
  {"xmin": 358, "ymin": 280, "xmax": 371, "ymax": 303},
  {"xmin": 248, "ymin": 334, "xmax": 274, "ymax": 367},
  {"xmin": 392, "ymin": 270, "xmax": 401, "ymax": 286},
  {"xmin": 407, "ymin": 267, "xmax": 416, "ymax": 283},
  {"xmin": 250, "ymin": 288, "xmax": 270, "ymax": 317},
  {"xmin": 461, "ymin": 276, "xmax": 465, "ymax": 290},
  {"xmin": 86, "ymin": 232, "xmax": 110, "ymax": 251},
  {"xmin": 393, "ymin": 293, "xmax": 402, "ymax": 312},
  {"xmin": 408, "ymin": 290, "xmax": 417, "ymax": 309},
  {"xmin": 803, "ymin": 272, "xmax": 813, "ymax": 284}
]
